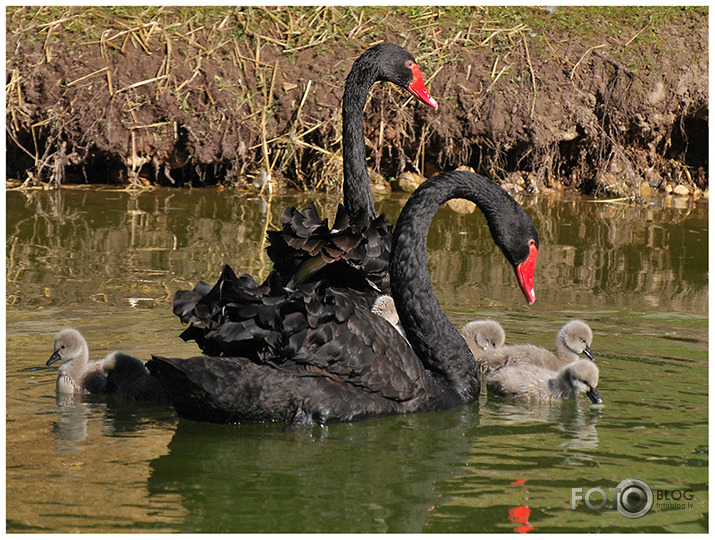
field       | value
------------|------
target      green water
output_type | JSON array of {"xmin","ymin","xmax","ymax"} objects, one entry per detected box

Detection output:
[{"xmin": 6, "ymin": 187, "xmax": 708, "ymax": 532}]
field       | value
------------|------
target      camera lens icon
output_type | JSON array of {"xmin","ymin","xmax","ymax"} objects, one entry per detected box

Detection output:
[{"xmin": 615, "ymin": 479, "xmax": 653, "ymax": 518}]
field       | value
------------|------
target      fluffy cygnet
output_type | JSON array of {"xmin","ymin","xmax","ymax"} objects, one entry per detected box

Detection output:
[
  {"xmin": 486, "ymin": 359, "xmax": 602, "ymax": 404},
  {"xmin": 483, "ymin": 319, "xmax": 594, "ymax": 372},
  {"xmin": 46, "ymin": 328, "xmax": 169, "ymax": 404},
  {"xmin": 460, "ymin": 320, "xmax": 506, "ymax": 370}
]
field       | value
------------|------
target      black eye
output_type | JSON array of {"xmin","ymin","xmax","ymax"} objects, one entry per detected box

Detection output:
[
  {"xmin": 406, "ymin": 60, "xmax": 414, "ymax": 69},
  {"xmin": 528, "ymin": 239, "xmax": 536, "ymax": 247}
]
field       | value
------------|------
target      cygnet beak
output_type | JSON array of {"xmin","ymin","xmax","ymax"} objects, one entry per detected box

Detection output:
[
  {"xmin": 47, "ymin": 350, "xmax": 62, "ymax": 366},
  {"xmin": 586, "ymin": 386, "xmax": 603, "ymax": 404}
]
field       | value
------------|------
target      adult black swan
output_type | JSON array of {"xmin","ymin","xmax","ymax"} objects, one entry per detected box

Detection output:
[
  {"xmin": 264, "ymin": 43, "xmax": 438, "ymax": 294},
  {"xmin": 173, "ymin": 45, "xmax": 437, "ymax": 353},
  {"xmin": 147, "ymin": 170, "xmax": 539, "ymax": 424},
  {"xmin": 174, "ymin": 44, "xmax": 437, "ymax": 329}
]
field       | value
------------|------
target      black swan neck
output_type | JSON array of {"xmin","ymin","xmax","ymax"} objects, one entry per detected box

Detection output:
[
  {"xmin": 342, "ymin": 56, "xmax": 378, "ymax": 221},
  {"xmin": 390, "ymin": 171, "xmax": 515, "ymax": 401}
]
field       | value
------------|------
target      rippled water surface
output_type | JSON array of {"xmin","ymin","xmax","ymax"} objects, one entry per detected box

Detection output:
[{"xmin": 6, "ymin": 187, "xmax": 708, "ymax": 532}]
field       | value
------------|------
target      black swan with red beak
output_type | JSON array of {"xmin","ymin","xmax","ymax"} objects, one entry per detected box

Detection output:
[
  {"xmin": 262, "ymin": 43, "xmax": 437, "ymax": 296},
  {"xmin": 174, "ymin": 44, "xmax": 438, "ymax": 341},
  {"xmin": 147, "ymin": 170, "xmax": 538, "ymax": 424}
]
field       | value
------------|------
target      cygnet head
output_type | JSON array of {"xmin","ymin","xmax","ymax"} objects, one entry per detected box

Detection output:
[
  {"xmin": 561, "ymin": 359, "xmax": 601, "ymax": 404},
  {"xmin": 461, "ymin": 320, "xmax": 505, "ymax": 351},
  {"xmin": 558, "ymin": 320, "xmax": 594, "ymax": 360},
  {"xmin": 47, "ymin": 328, "xmax": 89, "ymax": 367}
]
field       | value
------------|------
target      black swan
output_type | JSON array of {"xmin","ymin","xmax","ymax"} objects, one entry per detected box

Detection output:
[
  {"xmin": 147, "ymin": 170, "xmax": 539, "ymax": 424},
  {"xmin": 260, "ymin": 43, "xmax": 437, "ymax": 293},
  {"xmin": 173, "ymin": 44, "xmax": 437, "ymax": 329},
  {"xmin": 479, "ymin": 319, "xmax": 594, "ymax": 373},
  {"xmin": 46, "ymin": 328, "xmax": 170, "ymax": 404},
  {"xmin": 486, "ymin": 359, "xmax": 602, "ymax": 404}
]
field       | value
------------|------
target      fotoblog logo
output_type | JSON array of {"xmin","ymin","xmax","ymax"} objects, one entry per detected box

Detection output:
[{"xmin": 572, "ymin": 478, "xmax": 654, "ymax": 518}]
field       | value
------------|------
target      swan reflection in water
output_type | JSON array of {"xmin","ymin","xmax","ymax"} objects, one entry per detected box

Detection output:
[
  {"xmin": 51, "ymin": 393, "xmax": 92, "ymax": 453},
  {"xmin": 147, "ymin": 406, "xmax": 480, "ymax": 533},
  {"xmin": 479, "ymin": 398, "xmax": 602, "ymax": 451},
  {"xmin": 49, "ymin": 392, "xmax": 171, "ymax": 453}
]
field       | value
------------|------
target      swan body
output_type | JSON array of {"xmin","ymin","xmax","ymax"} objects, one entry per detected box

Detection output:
[
  {"xmin": 486, "ymin": 359, "xmax": 602, "ymax": 404},
  {"xmin": 46, "ymin": 328, "xmax": 169, "ymax": 404},
  {"xmin": 482, "ymin": 319, "xmax": 594, "ymax": 372},
  {"xmin": 149, "ymin": 170, "xmax": 539, "ymax": 424}
]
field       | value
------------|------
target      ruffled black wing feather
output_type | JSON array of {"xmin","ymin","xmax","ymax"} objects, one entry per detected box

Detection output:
[{"xmin": 173, "ymin": 264, "xmax": 433, "ymax": 402}]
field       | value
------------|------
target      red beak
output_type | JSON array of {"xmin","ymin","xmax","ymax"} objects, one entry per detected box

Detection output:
[
  {"xmin": 407, "ymin": 63, "xmax": 438, "ymax": 110},
  {"xmin": 515, "ymin": 243, "xmax": 538, "ymax": 305}
]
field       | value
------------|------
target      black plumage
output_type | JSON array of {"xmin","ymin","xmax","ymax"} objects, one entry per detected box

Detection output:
[
  {"xmin": 148, "ymin": 170, "xmax": 539, "ymax": 424},
  {"xmin": 262, "ymin": 43, "xmax": 437, "ymax": 293},
  {"xmin": 266, "ymin": 204, "xmax": 392, "ymax": 294}
]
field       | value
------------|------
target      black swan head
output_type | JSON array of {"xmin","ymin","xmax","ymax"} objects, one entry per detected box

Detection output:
[
  {"xmin": 480, "ymin": 188, "xmax": 539, "ymax": 305},
  {"xmin": 342, "ymin": 43, "xmax": 437, "ymax": 221},
  {"xmin": 347, "ymin": 42, "xmax": 438, "ymax": 110}
]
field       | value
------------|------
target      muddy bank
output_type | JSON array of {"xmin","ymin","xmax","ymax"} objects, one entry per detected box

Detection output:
[{"xmin": 6, "ymin": 6, "xmax": 708, "ymax": 199}]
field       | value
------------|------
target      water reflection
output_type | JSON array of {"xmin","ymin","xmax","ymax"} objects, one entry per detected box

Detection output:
[
  {"xmin": 52, "ymin": 398, "xmax": 90, "ymax": 452},
  {"xmin": 50, "ymin": 392, "xmax": 174, "ymax": 453},
  {"xmin": 6, "ymin": 186, "xmax": 708, "ymax": 533},
  {"xmin": 480, "ymin": 398, "xmax": 602, "ymax": 451},
  {"xmin": 508, "ymin": 504, "xmax": 534, "ymax": 533},
  {"xmin": 6, "ymin": 188, "xmax": 708, "ymax": 315},
  {"xmin": 148, "ymin": 406, "xmax": 479, "ymax": 533}
]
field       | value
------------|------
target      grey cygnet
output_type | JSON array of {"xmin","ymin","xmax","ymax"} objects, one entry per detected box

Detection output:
[{"xmin": 47, "ymin": 328, "xmax": 169, "ymax": 404}]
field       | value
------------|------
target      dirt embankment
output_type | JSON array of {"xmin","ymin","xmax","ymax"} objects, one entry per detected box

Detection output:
[{"xmin": 6, "ymin": 6, "xmax": 708, "ymax": 199}]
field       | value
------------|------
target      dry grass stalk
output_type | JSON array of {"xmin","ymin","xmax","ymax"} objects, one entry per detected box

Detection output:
[
  {"xmin": 521, "ymin": 32, "xmax": 537, "ymax": 118},
  {"xmin": 115, "ymin": 74, "xmax": 168, "ymax": 94},
  {"xmin": 570, "ymin": 44, "xmax": 608, "ymax": 80},
  {"xmin": 624, "ymin": 14, "xmax": 653, "ymax": 47},
  {"xmin": 66, "ymin": 67, "xmax": 109, "ymax": 87}
]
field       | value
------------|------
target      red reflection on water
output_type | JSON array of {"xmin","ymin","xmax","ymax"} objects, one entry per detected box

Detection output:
[{"xmin": 508, "ymin": 505, "xmax": 534, "ymax": 533}]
